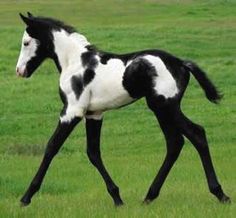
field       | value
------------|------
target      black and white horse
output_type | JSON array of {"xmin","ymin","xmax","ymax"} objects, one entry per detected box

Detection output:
[{"xmin": 16, "ymin": 13, "xmax": 230, "ymax": 206}]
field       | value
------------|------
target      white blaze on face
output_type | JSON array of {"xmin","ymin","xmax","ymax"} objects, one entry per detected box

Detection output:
[{"xmin": 16, "ymin": 31, "xmax": 38, "ymax": 77}]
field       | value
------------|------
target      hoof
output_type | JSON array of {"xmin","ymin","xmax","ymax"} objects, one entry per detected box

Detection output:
[
  {"xmin": 220, "ymin": 195, "xmax": 231, "ymax": 204},
  {"xmin": 20, "ymin": 198, "xmax": 31, "ymax": 207},
  {"xmin": 143, "ymin": 198, "xmax": 152, "ymax": 205},
  {"xmin": 115, "ymin": 201, "xmax": 124, "ymax": 207},
  {"xmin": 20, "ymin": 201, "xmax": 30, "ymax": 207}
]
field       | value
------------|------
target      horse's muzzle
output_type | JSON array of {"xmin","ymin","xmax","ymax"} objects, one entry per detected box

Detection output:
[{"xmin": 16, "ymin": 67, "xmax": 29, "ymax": 78}]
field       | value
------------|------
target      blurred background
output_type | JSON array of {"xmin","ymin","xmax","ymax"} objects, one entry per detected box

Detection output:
[{"xmin": 0, "ymin": 1, "xmax": 235, "ymax": 217}]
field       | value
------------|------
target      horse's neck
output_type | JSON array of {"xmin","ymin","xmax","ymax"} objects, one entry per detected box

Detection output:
[{"xmin": 52, "ymin": 30, "xmax": 90, "ymax": 73}]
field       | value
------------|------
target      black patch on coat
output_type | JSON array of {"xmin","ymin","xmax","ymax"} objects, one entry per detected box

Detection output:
[
  {"xmin": 84, "ymin": 69, "xmax": 95, "ymax": 86},
  {"xmin": 99, "ymin": 52, "xmax": 116, "ymax": 65},
  {"xmin": 59, "ymin": 88, "xmax": 68, "ymax": 116},
  {"xmin": 70, "ymin": 69, "xmax": 95, "ymax": 100},
  {"xmin": 81, "ymin": 50, "xmax": 98, "ymax": 69},
  {"xmin": 122, "ymin": 58, "xmax": 158, "ymax": 99},
  {"xmin": 98, "ymin": 48, "xmax": 183, "ymax": 69},
  {"xmin": 71, "ymin": 47, "xmax": 97, "ymax": 100},
  {"xmin": 99, "ymin": 50, "xmax": 131, "ymax": 65},
  {"xmin": 71, "ymin": 75, "xmax": 84, "ymax": 99}
]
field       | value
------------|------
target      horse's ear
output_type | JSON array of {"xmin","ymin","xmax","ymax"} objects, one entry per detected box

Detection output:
[
  {"xmin": 19, "ymin": 13, "xmax": 38, "ymax": 28},
  {"xmin": 27, "ymin": 12, "xmax": 33, "ymax": 17},
  {"xmin": 19, "ymin": 13, "xmax": 32, "ymax": 26},
  {"xmin": 20, "ymin": 13, "xmax": 45, "ymax": 38}
]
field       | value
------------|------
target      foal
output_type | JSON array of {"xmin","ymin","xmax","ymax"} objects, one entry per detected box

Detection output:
[{"xmin": 16, "ymin": 13, "xmax": 230, "ymax": 206}]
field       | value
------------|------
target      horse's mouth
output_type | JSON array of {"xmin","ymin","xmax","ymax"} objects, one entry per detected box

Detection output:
[{"xmin": 16, "ymin": 68, "xmax": 30, "ymax": 78}]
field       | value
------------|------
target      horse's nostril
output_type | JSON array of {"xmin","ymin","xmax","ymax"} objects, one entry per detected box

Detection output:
[{"xmin": 16, "ymin": 67, "xmax": 22, "ymax": 76}]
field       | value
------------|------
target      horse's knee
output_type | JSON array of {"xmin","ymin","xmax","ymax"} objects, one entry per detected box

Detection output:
[
  {"xmin": 193, "ymin": 124, "xmax": 208, "ymax": 146},
  {"xmin": 186, "ymin": 123, "xmax": 209, "ymax": 153},
  {"xmin": 195, "ymin": 124, "xmax": 206, "ymax": 137},
  {"xmin": 178, "ymin": 114, "xmax": 208, "ymax": 148},
  {"xmin": 166, "ymin": 134, "xmax": 184, "ymax": 160}
]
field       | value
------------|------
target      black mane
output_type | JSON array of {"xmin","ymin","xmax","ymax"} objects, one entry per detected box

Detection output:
[{"xmin": 35, "ymin": 16, "xmax": 77, "ymax": 34}]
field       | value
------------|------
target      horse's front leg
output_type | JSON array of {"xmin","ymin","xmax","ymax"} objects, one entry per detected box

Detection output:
[
  {"xmin": 85, "ymin": 115, "xmax": 124, "ymax": 206},
  {"xmin": 20, "ymin": 116, "xmax": 81, "ymax": 206}
]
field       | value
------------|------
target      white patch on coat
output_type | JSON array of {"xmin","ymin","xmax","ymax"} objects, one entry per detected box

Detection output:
[
  {"xmin": 53, "ymin": 30, "xmax": 89, "ymax": 73},
  {"xmin": 53, "ymin": 30, "xmax": 91, "ymax": 122},
  {"xmin": 87, "ymin": 58, "xmax": 134, "ymax": 111},
  {"xmin": 143, "ymin": 55, "xmax": 179, "ymax": 98},
  {"xmin": 16, "ymin": 31, "xmax": 38, "ymax": 76}
]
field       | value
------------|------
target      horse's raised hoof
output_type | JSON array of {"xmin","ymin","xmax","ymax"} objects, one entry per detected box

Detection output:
[{"xmin": 219, "ymin": 195, "xmax": 231, "ymax": 204}]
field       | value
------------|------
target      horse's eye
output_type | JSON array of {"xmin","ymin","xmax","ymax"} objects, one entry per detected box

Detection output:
[{"xmin": 24, "ymin": 41, "xmax": 29, "ymax": 46}]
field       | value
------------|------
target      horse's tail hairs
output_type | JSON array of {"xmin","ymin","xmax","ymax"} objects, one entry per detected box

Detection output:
[{"xmin": 183, "ymin": 60, "xmax": 223, "ymax": 104}]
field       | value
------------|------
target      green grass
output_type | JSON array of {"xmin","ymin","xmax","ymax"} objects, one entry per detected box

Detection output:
[{"xmin": 0, "ymin": 0, "xmax": 235, "ymax": 217}]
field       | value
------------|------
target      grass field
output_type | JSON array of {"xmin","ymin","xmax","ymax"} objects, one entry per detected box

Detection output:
[{"xmin": 0, "ymin": 0, "xmax": 235, "ymax": 217}]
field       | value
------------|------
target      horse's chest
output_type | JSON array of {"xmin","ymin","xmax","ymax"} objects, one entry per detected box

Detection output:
[
  {"xmin": 59, "ymin": 59, "xmax": 135, "ymax": 111},
  {"xmin": 59, "ymin": 69, "xmax": 84, "ymax": 98}
]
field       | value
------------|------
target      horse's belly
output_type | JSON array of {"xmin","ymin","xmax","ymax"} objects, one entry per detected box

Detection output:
[
  {"xmin": 88, "ymin": 85, "xmax": 134, "ymax": 111},
  {"xmin": 87, "ymin": 74, "xmax": 134, "ymax": 111}
]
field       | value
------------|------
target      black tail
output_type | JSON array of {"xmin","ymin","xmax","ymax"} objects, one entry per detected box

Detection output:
[{"xmin": 183, "ymin": 60, "xmax": 222, "ymax": 104}]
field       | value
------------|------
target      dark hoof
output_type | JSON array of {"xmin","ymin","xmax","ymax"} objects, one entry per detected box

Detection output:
[
  {"xmin": 20, "ymin": 198, "xmax": 31, "ymax": 207},
  {"xmin": 115, "ymin": 201, "xmax": 124, "ymax": 207},
  {"xmin": 220, "ymin": 195, "xmax": 231, "ymax": 204},
  {"xmin": 20, "ymin": 201, "xmax": 30, "ymax": 207},
  {"xmin": 143, "ymin": 198, "xmax": 152, "ymax": 205}
]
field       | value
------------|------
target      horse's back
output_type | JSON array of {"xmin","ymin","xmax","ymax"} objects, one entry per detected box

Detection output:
[{"xmin": 88, "ymin": 50, "xmax": 188, "ymax": 111}]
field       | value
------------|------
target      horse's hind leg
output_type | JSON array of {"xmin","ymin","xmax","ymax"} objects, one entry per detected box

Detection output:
[
  {"xmin": 177, "ymin": 112, "xmax": 230, "ymax": 203},
  {"xmin": 144, "ymin": 101, "xmax": 184, "ymax": 203}
]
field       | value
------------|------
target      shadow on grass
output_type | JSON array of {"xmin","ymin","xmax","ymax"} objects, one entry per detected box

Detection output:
[
  {"xmin": 6, "ymin": 144, "xmax": 45, "ymax": 156},
  {"xmin": 6, "ymin": 144, "xmax": 78, "ymax": 156}
]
